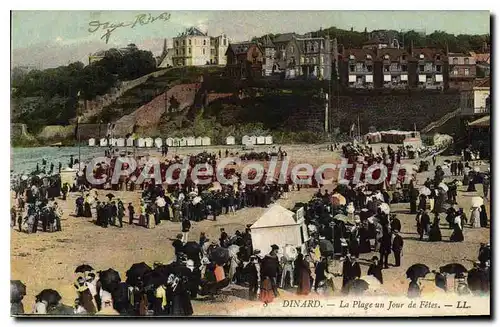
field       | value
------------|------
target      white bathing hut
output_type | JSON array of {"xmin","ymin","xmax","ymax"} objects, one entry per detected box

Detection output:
[
  {"xmin": 195, "ymin": 137, "xmax": 203, "ymax": 146},
  {"xmin": 179, "ymin": 137, "xmax": 188, "ymax": 147},
  {"xmin": 88, "ymin": 138, "xmax": 96, "ymax": 147},
  {"xmin": 137, "ymin": 138, "xmax": 146, "ymax": 148},
  {"xmin": 202, "ymin": 136, "xmax": 211, "ymax": 146},
  {"xmin": 100, "ymin": 138, "xmax": 108, "ymax": 147},
  {"xmin": 265, "ymin": 135, "xmax": 273, "ymax": 145},
  {"xmin": 242, "ymin": 135, "xmax": 251, "ymax": 145},
  {"xmin": 250, "ymin": 135, "xmax": 257, "ymax": 145},
  {"xmin": 144, "ymin": 137, "xmax": 154, "ymax": 147},
  {"xmin": 186, "ymin": 136, "xmax": 196, "ymax": 147},
  {"xmin": 126, "ymin": 137, "xmax": 134, "ymax": 147},
  {"xmin": 257, "ymin": 136, "xmax": 266, "ymax": 145},
  {"xmin": 226, "ymin": 136, "xmax": 235, "ymax": 145},
  {"xmin": 154, "ymin": 137, "xmax": 163, "ymax": 148},
  {"xmin": 166, "ymin": 137, "xmax": 174, "ymax": 147},
  {"xmin": 116, "ymin": 138, "xmax": 125, "ymax": 147}
]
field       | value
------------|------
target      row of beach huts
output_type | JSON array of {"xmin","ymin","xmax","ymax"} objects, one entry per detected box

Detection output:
[{"xmin": 87, "ymin": 135, "xmax": 274, "ymax": 147}]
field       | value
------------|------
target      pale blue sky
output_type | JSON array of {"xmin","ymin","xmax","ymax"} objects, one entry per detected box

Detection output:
[{"xmin": 11, "ymin": 10, "xmax": 490, "ymax": 68}]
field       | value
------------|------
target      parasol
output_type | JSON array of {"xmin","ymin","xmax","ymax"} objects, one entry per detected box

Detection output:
[
  {"xmin": 126, "ymin": 262, "xmax": 152, "ymax": 286},
  {"xmin": 192, "ymin": 196, "xmax": 202, "ymax": 205},
  {"xmin": 438, "ymin": 183, "xmax": 449, "ymax": 192},
  {"xmin": 347, "ymin": 279, "xmax": 370, "ymax": 294},
  {"xmin": 318, "ymin": 239, "xmax": 334, "ymax": 255},
  {"xmin": 308, "ymin": 224, "xmax": 317, "ymax": 233},
  {"xmin": 155, "ymin": 197, "xmax": 166, "ymax": 208},
  {"xmin": 419, "ymin": 187, "xmax": 431, "ymax": 196},
  {"xmin": 360, "ymin": 275, "xmax": 382, "ymax": 290},
  {"xmin": 98, "ymin": 269, "xmax": 121, "ymax": 293},
  {"xmin": 105, "ymin": 193, "xmax": 115, "ymax": 200},
  {"xmin": 74, "ymin": 264, "xmax": 94, "ymax": 274},
  {"xmin": 333, "ymin": 214, "xmax": 348, "ymax": 222},
  {"xmin": 406, "ymin": 263, "xmax": 430, "ymax": 280},
  {"xmin": 36, "ymin": 289, "xmax": 62, "ymax": 306},
  {"xmin": 21, "ymin": 175, "xmax": 28, "ymax": 181},
  {"xmin": 378, "ymin": 203, "xmax": 391, "ymax": 215},
  {"xmin": 283, "ymin": 245, "xmax": 298, "ymax": 261},
  {"xmin": 10, "ymin": 280, "xmax": 26, "ymax": 302},
  {"xmin": 183, "ymin": 241, "xmax": 202, "ymax": 258},
  {"xmin": 471, "ymin": 196, "xmax": 484, "ymax": 208},
  {"xmin": 188, "ymin": 191, "xmax": 198, "ymax": 197},
  {"xmin": 439, "ymin": 263, "xmax": 468, "ymax": 275},
  {"xmin": 209, "ymin": 247, "xmax": 230, "ymax": 265},
  {"xmin": 331, "ymin": 193, "xmax": 347, "ymax": 206}
]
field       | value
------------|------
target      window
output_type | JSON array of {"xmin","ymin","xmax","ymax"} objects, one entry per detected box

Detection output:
[
  {"xmin": 384, "ymin": 65, "xmax": 390, "ymax": 72},
  {"xmin": 402, "ymin": 55, "xmax": 407, "ymax": 60},
  {"xmin": 419, "ymin": 65, "xmax": 425, "ymax": 72},
  {"xmin": 349, "ymin": 64, "xmax": 355, "ymax": 72},
  {"xmin": 436, "ymin": 65, "xmax": 441, "ymax": 73},
  {"xmin": 452, "ymin": 68, "xmax": 458, "ymax": 75},
  {"xmin": 465, "ymin": 68, "xmax": 470, "ymax": 76},
  {"xmin": 436, "ymin": 55, "xmax": 440, "ymax": 60},
  {"xmin": 320, "ymin": 56, "xmax": 324, "ymax": 64},
  {"xmin": 203, "ymin": 40, "xmax": 206, "ymax": 46},
  {"xmin": 223, "ymin": 39, "xmax": 227, "ymax": 46},
  {"xmin": 175, "ymin": 41, "xmax": 179, "ymax": 47},
  {"xmin": 183, "ymin": 40, "xmax": 185, "ymax": 46},
  {"xmin": 402, "ymin": 64, "xmax": 408, "ymax": 72},
  {"xmin": 188, "ymin": 48, "xmax": 191, "ymax": 54},
  {"xmin": 464, "ymin": 58, "xmax": 469, "ymax": 65},
  {"xmin": 203, "ymin": 48, "xmax": 205, "ymax": 55},
  {"xmin": 189, "ymin": 39, "xmax": 191, "ymax": 46},
  {"xmin": 367, "ymin": 65, "xmax": 373, "ymax": 72},
  {"xmin": 176, "ymin": 49, "xmax": 179, "ymax": 55},
  {"xmin": 453, "ymin": 58, "xmax": 458, "ymax": 65}
]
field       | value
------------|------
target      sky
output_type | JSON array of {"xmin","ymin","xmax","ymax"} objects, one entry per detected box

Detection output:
[{"xmin": 11, "ymin": 10, "xmax": 490, "ymax": 69}]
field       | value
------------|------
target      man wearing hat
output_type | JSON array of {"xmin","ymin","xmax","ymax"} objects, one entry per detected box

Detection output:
[
  {"xmin": 392, "ymin": 230, "xmax": 404, "ymax": 267},
  {"xmin": 181, "ymin": 218, "xmax": 191, "ymax": 243},
  {"xmin": 219, "ymin": 228, "xmax": 228, "ymax": 248},
  {"xmin": 172, "ymin": 234, "xmax": 184, "ymax": 256},
  {"xmin": 127, "ymin": 203, "xmax": 135, "ymax": 225}
]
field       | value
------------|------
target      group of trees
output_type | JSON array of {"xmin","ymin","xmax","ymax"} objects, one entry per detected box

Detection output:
[
  {"xmin": 253, "ymin": 27, "xmax": 490, "ymax": 54},
  {"xmin": 11, "ymin": 46, "xmax": 157, "ymax": 133}
]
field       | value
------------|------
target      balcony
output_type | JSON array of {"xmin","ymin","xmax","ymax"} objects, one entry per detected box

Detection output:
[{"xmin": 460, "ymin": 106, "xmax": 490, "ymax": 116}]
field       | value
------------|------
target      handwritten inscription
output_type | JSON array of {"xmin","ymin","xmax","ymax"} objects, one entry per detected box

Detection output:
[{"xmin": 88, "ymin": 12, "xmax": 171, "ymax": 44}]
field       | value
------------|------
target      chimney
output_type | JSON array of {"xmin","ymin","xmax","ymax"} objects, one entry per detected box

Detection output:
[{"xmin": 409, "ymin": 40, "xmax": 414, "ymax": 56}]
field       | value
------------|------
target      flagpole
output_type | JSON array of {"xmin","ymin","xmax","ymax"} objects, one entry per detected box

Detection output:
[{"xmin": 357, "ymin": 114, "xmax": 360, "ymax": 140}]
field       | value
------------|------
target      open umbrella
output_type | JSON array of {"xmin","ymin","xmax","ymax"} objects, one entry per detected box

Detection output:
[
  {"xmin": 378, "ymin": 203, "xmax": 391, "ymax": 215},
  {"xmin": 209, "ymin": 247, "xmax": 230, "ymax": 265},
  {"xmin": 419, "ymin": 187, "xmax": 431, "ymax": 196},
  {"xmin": 98, "ymin": 269, "xmax": 121, "ymax": 293},
  {"xmin": 11, "ymin": 280, "xmax": 26, "ymax": 302},
  {"xmin": 143, "ymin": 270, "xmax": 168, "ymax": 288},
  {"xmin": 183, "ymin": 241, "xmax": 202, "ymax": 258},
  {"xmin": 331, "ymin": 193, "xmax": 347, "ymax": 206},
  {"xmin": 333, "ymin": 214, "xmax": 348, "ymax": 222},
  {"xmin": 126, "ymin": 262, "xmax": 152, "ymax": 286},
  {"xmin": 105, "ymin": 193, "xmax": 115, "ymax": 200},
  {"xmin": 347, "ymin": 279, "xmax": 369, "ymax": 294},
  {"xmin": 36, "ymin": 289, "xmax": 62, "ymax": 306},
  {"xmin": 438, "ymin": 183, "xmax": 449, "ymax": 192},
  {"xmin": 318, "ymin": 239, "xmax": 334, "ymax": 255},
  {"xmin": 360, "ymin": 275, "xmax": 382, "ymax": 290},
  {"xmin": 440, "ymin": 263, "xmax": 468, "ymax": 275},
  {"xmin": 74, "ymin": 264, "xmax": 94, "ymax": 274},
  {"xmin": 471, "ymin": 196, "xmax": 484, "ymax": 208},
  {"xmin": 406, "ymin": 263, "xmax": 430, "ymax": 280}
]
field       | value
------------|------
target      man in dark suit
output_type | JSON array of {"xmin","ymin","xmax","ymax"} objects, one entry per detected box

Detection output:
[
  {"xmin": 390, "ymin": 214, "xmax": 402, "ymax": 233},
  {"xmin": 379, "ymin": 227, "xmax": 392, "ymax": 269},
  {"xmin": 367, "ymin": 256, "xmax": 383, "ymax": 283},
  {"xmin": 181, "ymin": 218, "xmax": 191, "ymax": 243},
  {"xmin": 392, "ymin": 230, "xmax": 404, "ymax": 267},
  {"xmin": 128, "ymin": 203, "xmax": 135, "ymax": 225},
  {"xmin": 219, "ymin": 228, "xmax": 228, "ymax": 247}
]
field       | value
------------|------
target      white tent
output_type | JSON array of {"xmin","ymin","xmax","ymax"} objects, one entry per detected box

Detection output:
[
  {"xmin": 179, "ymin": 137, "xmax": 187, "ymax": 147},
  {"xmin": 226, "ymin": 136, "xmax": 235, "ymax": 145},
  {"xmin": 257, "ymin": 136, "xmax": 266, "ymax": 145},
  {"xmin": 265, "ymin": 135, "xmax": 273, "ymax": 145},
  {"xmin": 195, "ymin": 137, "xmax": 203, "ymax": 146},
  {"xmin": 186, "ymin": 136, "xmax": 196, "ymax": 147},
  {"xmin": 126, "ymin": 138, "xmax": 134, "ymax": 147},
  {"xmin": 166, "ymin": 137, "xmax": 174, "ymax": 147},
  {"xmin": 154, "ymin": 137, "xmax": 163, "ymax": 148},
  {"xmin": 250, "ymin": 204, "xmax": 308, "ymax": 254},
  {"xmin": 137, "ymin": 138, "xmax": 146, "ymax": 148},
  {"xmin": 144, "ymin": 137, "xmax": 154, "ymax": 147},
  {"xmin": 116, "ymin": 138, "xmax": 125, "ymax": 147},
  {"xmin": 100, "ymin": 138, "xmax": 108, "ymax": 147},
  {"xmin": 202, "ymin": 136, "xmax": 211, "ymax": 146},
  {"xmin": 88, "ymin": 138, "xmax": 96, "ymax": 147}
]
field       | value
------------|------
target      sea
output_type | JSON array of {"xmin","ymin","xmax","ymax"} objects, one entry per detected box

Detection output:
[{"xmin": 10, "ymin": 147, "xmax": 108, "ymax": 175}]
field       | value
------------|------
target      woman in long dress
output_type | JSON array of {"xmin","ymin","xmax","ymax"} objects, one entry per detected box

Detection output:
[
  {"xmin": 450, "ymin": 215, "xmax": 464, "ymax": 242},
  {"xmin": 470, "ymin": 206, "xmax": 481, "ymax": 228},
  {"xmin": 480, "ymin": 204, "xmax": 488, "ymax": 227},
  {"xmin": 259, "ymin": 276, "xmax": 275, "ymax": 304},
  {"xmin": 295, "ymin": 254, "xmax": 311, "ymax": 295}
]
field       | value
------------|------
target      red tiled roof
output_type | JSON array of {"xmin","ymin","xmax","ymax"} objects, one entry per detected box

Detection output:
[
  {"xmin": 412, "ymin": 47, "xmax": 446, "ymax": 61},
  {"xmin": 342, "ymin": 48, "xmax": 376, "ymax": 60},
  {"xmin": 377, "ymin": 48, "xmax": 411, "ymax": 60},
  {"xmin": 474, "ymin": 77, "xmax": 490, "ymax": 88}
]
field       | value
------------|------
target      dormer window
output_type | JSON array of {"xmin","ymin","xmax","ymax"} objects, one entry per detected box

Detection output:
[
  {"xmin": 419, "ymin": 54, "xmax": 424, "ymax": 59},
  {"xmin": 436, "ymin": 55, "xmax": 441, "ymax": 60},
  {"xmin": 349, "ymin": 55, "xmax": 355, "ymax": 60},
  {"xmin": 384, "ymin": 54, "xmax": 389, "ymax": 60},
  {"xmin": 366, "ymin": 54, "xmax": 372, "ymax": 60}
]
